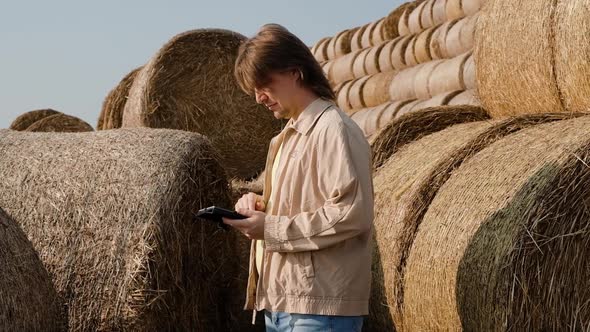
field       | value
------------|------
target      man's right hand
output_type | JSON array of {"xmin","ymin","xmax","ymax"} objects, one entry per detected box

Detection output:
[{"xmin": 235, "ymin": 192, "xmax": 266, "ymax": 212}]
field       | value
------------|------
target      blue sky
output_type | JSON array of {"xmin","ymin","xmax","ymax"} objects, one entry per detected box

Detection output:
[{"xmin": 1, "ymin": 0, "xmax": 405, "ymax": 129}]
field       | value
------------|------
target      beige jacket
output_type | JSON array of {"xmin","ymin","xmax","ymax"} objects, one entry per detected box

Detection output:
[{"xmin": 245, "ymin": 98, "xmax": 374, "ymax": 320}]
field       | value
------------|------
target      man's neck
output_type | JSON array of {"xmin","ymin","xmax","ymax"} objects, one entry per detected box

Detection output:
[{"xmin": 291, "ymin": 90, "xmax": 320, "ymax": 121}]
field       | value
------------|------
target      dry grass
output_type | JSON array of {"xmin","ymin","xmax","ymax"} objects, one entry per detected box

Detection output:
[
  {"xmin": 404, "ymin": 113, "xmax": 590, "ymax": 330},
  {"xmin": 475, "ymin": 0, "xmax": 564, "ymax": 117},
  {"xmin": 99, "ymin": 66, "xmax": 143, "ymax": 130},
  {"xmin": 371, "ymin": 105, "xmax": 489, "ymax": 169},
  {"xmin": 25, "ymin": 113, "xmax": 94, "ymax": 132},
  {"xmin": 122, "ymin": 29, "xmax": 282, "ymax": 180},
  {"xmin": 0, "ymin": 208, "xmax": 65, "ymax": 331},
  {"xmin": 9, "ymin": 108, "xmax": 61, "ymax": 131},
  {"xmin": 0, "ymin": 128, "xmax": 248, "ymax": 331},
  {"xmin": 369, "ymin": 112, "xmax": 583, "ymax": 331}
]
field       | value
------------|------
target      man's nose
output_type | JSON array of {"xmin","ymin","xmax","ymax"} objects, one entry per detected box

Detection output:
[{"xmin": 255, "ymin": 90, "xmax": 267, "ymax": 104}]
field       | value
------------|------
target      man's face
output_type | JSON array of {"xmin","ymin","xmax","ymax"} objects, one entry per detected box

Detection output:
[{"xmin": 254, "ymin": 70, "xmax": 299, "ymax": 120}]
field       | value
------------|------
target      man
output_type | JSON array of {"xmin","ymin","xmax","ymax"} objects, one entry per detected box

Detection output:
[{"xmin": 223, "ymin": 23, "xmax": 374, "ymax": 332}]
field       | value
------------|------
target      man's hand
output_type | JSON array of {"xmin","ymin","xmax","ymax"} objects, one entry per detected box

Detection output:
[
  {"xmin": 222, "ymin": 208, "xmax": 266, "ymax": 240},
  {"xmin": 235, "ymin": 192, "xmax": 266, "ymax": 212}
]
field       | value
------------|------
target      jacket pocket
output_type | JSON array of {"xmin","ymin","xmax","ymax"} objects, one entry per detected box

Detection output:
[{"xmin": 301, "ymin": 251, "xmax": 315, "ymax": 278}]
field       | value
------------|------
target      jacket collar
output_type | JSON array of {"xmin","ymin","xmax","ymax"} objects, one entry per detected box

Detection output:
[{"xmin": 285, "ymin": 98, "xmax": 334, "ymax": 136}]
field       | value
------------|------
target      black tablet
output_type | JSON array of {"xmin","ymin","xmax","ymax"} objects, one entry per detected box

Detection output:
[{"xmin": 195, "ymin": 206, "xmax": 247, "ymax": 230}]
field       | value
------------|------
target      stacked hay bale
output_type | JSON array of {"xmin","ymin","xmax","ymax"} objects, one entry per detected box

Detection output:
[
  {"xmin": 367, "ymin": 112, "xmax": 584, "ymax": 331},
  {"xmin": 402, "ymin": 114, "xmax": 590, "ymax": 330},
  {"xmin": 98, "ymin": 66, "xmax": 143, "ymax": 130},
  {"xmin": 311, "ymin": 0, "xmax": 484, "ymax": 139},
  {"xmin": 0, "ymin": 208, "xmax": 65, "ymax": 331},
  {"xmin": 475, "ymin": 0, "xmax": 590, "ymax": 118},
  {"xmin": 0, "ymin": 128, "xmax": 247, "ymax": 331},
  {"xmin": 9, "ymin": 108, "xmax": 61, "ymax": 131},
  {"xmin": 121, "ymin": 29, "xmax": 282, "ymax": 180},
  {"xmin": 10, "ymin": 110, "xmax": 94, "ymax": 133}
]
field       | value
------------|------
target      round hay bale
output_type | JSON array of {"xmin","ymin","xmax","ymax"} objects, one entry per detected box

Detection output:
[
  {"xmin": 328, "ymin": 50, "xmax": 361, "ymax": 84},
  {"xmin": 414, "ymin": 26, "xmax": 438, "ymax": 63},
  {"xmin": 463, "ymin": 53, "xmax": 476, "ymax": 89},
  {"xmin": 403, "ymin": 113, "xmax": 590, "ymax": 331},
  {"xmin": 415, "ymin": 59, "xmax": 446, "ymax": 99},
  {"xmin": 448, "ymin": 89, "xmax": 480, "ymax": 106},
  {"xmin": 378, "ymin": 39, "xmax": 398, "ymax": 73},
  {"xmin": 475, "ymin": 0, "xmax": 564, "ymax": 117},
  {"xmin": 101, "ymin": 66, "xmax": 142, "ymax": 130},
  {"xmin": 361, "ymin": 20, "xmax": 379, "ymax": 49},
  {"xmin": 398, "ymin": 6, "xmax": 413, "ymax": 36},
  {"xmin": 369, "ymin": 112, "xmax": 577, "ymax": 331},
  {"xmin": 311, "ymin": 37, "xmax": 329, "ymax": 62},
  {"xmin": 349, "ymin": 76, "xmax": 371, "ymax": 109},
  {"xmin": 376, "ymin": 100, "xmax": 416, "ymax": 130},
  {"xmin": 412, "ymin": 90, "xmax": 463, "ymax": 111},
  {"xmin": 446, "ymin": 0, "xmax": 464, "ymax": 20},
  {"xmin": 409, "ymin": 1, "xmax": 427, "ymax": 34},
  {"xmin": 9, "ymin": 108, "xmax": 61, "ymax": 131},
  {"xmin": 336, "ymin": 80, "xmax": 354, "ymax": 112},
  {"xmin": 432, "ymin": 0, "xmax": 449, "ymax": 25},
  {"xmin": 365, "ymin": 42, "xmax": 387, "ymax": 75},
  {"xmin": 459, "ymin": 13, "xmax": 479, "ymax": 53},
  {"xmin": 327, "ymin": 29, "xmax": 355, "ymax": 60},
  {"xmin": 427, "ymin": 51, "xmax": 471, "ymax": 99},
  {"xmin": 420, "ymin": 0, "xmax": 436, "ymax": 30},
  {"xmin": 350, "ymin": 25, "xmax": 368, "ymax": 52},
  {"xmin": 25, "ymin": 113, "xmax": 94, "ymax": 133},
  {"xmin": 383, "ymin": 3, "xmax": 411, "ymax": 40},
  {"xmin": 363, "ymin": 72, "xmax": 396, "ymax": 108},
  {"xmin": 463, "ymin": 0, "xmax": 483, "ymax": 15},
  {"xmin": 351, "ymin": 103, "xmax": 391, "ymax": 138},
  {"xmin": 352, "ymin": 48, "xmax": 371, "ymax": 78},
  {"xmin": 371, "ymin": 19, "xmax": 387, "ymax": 46},
  {"xmin": 230, "ymin": 172, "xmax": 264, "ymax": 205},
  {"xmin": 554, "ymin": 1, "xmax": 590, "ymax": 113},
  {"xmin": 404, "ymin": 37, "xmax": 419, "ymax": 67},
  {"xmin": 394, "ymin": 99, "xmax": 423, "ymax": 120},
  {"xmin": 0, "ymin": 128, "xmax": 244, "ymax": 331},
  {"xmin": 371, "ymin": 105, "xmax": 489, "ymax": 169},
  {"xmin": 429, "ymin": 19, "xmax": 458, "ymax": 59},
  {"xmin": 0, "ymin": 208, "xmax": 65, "ymax": 331},
  {"xmin": 389, "ymin": 66, "xmax": 422, "ymax": 101},
  {"xmin": 314, "ymin": 37, "xmax": 332, "ymax": 62},
  {"xmin": 445, "ymin": 15, "xmax": 476, "ymax": 57},
  {"xmin": 392, "ymin": 35, "xmax": 414, "ymax": 70},
  {"xmin": 122, "ymin": 29, "xmax": 281, "ymax": 180}
]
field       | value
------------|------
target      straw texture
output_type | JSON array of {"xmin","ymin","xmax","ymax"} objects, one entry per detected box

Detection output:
[
  {"xmin": 25, "ymin": 113, "xmax": 94, "ymax": 133},
  {"xmin": 404, "ymin": 114, "xmax": 590, "ymax": 331},
  {"xmin": 122, "ymin": 29, "xmax": 281, "ymax": 180},
  {"xmin": 100, "ymin": 66, "xmax": 142, "ymax": 130},
  {"xmin": 371, "ymin": 105, "xmax": 489, "ymax": 169},
  {"xmin": 0, "ymin": 208, "xmax": 65, "ymax": 331},
  {"xmin": 475, "ymin": 0, "xmax": 564, "ymax": 117},
  {"xmin": 9, "ymin": 109, "xmax": 61, "ymax": 131},
  {"xmin": 369, "ymin": 112, "xmax": 581, "ymax": 331},
  {"xmin": 0, "ymin": 128, "xmax": 242, "ymax": 331}
]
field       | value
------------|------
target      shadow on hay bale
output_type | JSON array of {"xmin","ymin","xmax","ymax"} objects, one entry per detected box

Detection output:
[
  {"xmin": 0, "ymin": 128, "xmax": 252, "ymax": 331},
  {"xmin": 98, "ymin": 66, "xmax": 143, "ymax": 130},
  {"xmin": 370, "ymin": 105, "xmax": 490, "ymax": 170},
  {"xmin": 0, "ymin": 208, "xmax": 65, "ymax": 331},
  {"xmin": 25, "ymin": 113, "xmax": 94, "ymax": 133},
  {"xmin": 9, "ymin": 108, "xmax": 61, "ymax": 131},
  {"xmin": 403, "ymin": 114, "xmax": 590, "ymax": 330},
  {"xmin": 366, "ymin": 112, "xmax": 584, "ymax": 332},
  {"xmin": 122, "ymin": 28, "xmax": 282, "ymax": 181}
]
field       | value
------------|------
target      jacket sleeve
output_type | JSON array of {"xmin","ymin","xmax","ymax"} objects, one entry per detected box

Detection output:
[{"xmin": 263, "ymin": 122, "xmax": 373, "ymax": 253}]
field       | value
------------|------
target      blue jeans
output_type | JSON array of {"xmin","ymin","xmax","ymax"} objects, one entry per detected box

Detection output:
[{"xmin": 264, "ymin": 310, "xmax": 363, "ymax": 332}]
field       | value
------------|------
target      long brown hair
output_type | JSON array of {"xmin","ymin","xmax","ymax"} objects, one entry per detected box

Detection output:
[{"xmin": 234, "ymin": 24, "xmax": 335, "ymax": 100}]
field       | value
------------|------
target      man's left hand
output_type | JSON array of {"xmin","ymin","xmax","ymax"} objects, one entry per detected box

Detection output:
[{"xmin": 222, "ymin": 208, "xmax": 266, "ymax": 240}]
